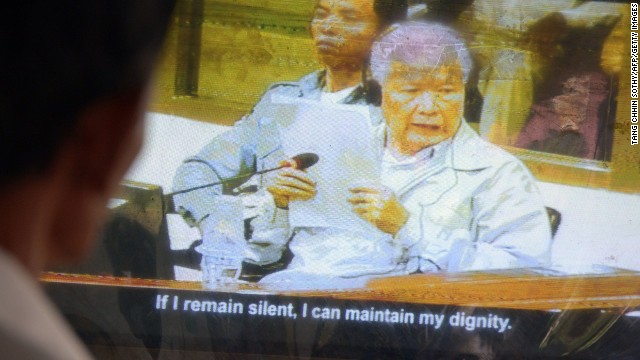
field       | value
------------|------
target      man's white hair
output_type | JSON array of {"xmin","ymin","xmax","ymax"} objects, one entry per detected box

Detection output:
[{"xmin": 370, "ymin": 21, "xmax": 473, "ymax": 84}]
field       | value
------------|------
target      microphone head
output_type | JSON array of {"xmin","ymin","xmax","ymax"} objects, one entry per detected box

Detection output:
[{"xmin": 291, "ymin": 153, "xmax": 319, "ymax": 170}]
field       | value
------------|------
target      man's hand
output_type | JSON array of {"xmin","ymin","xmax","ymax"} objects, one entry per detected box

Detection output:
[
  {"xmin": 266, "ymin": 160, "xmax": 316, "ymax": 209},
  {"xmin": 348, "ymin": 184, "xmax": 409, "ymax": 236}
]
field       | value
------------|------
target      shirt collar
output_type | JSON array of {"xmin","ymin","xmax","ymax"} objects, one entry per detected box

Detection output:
[
  {"xmin": 379, "ymin": 119, "xmax": 500, "ymax": 171},
  {"xmin": 300, "ymin": 70, "xmax": 370, "ymax": 105},
  {"xmin": 383, "ymin": 138, "xmax": 452, "ymax": 167},
  {"xmin": 320, "ymin": 85, "xmax": 360, "ymax": 103}
]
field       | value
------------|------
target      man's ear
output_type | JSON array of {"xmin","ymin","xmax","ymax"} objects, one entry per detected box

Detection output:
[
  {"xmin": 46, "ymin": 87, "xmax": 148, "ymax": 264},
  {"xmin": 71, "ymin": 88, "xmax": 147, "ymax": 197}
]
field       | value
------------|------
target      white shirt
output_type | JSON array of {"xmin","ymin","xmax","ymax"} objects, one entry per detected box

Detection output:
[
  {"xmin": 380, "ymin": 141, "xmax": 451, "ymax": 273},
  {"xmin": 319, "ymin": 85, "xmax": 357, "ymax": 103},
  {"xmin": 381, "ymin": 140, "xmax": 452, "ymax": 194},
  {"xmin": 0, "ymin": 248, "xmax": 93, "ymax": 360},
  {"xmin": 320, "ymin": 85, "xmax": 370, "ymax": 120}
]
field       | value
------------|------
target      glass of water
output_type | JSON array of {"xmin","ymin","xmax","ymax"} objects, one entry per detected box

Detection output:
[
  {"xmin": 198, "ymin": 196, "xmax": 245, "ymax": 288},
  {"xmin": 200, "ymin": 247, "xmax": 244, "ymax": 288}
]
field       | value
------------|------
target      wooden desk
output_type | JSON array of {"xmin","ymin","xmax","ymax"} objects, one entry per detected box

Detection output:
[{"xmin": 41, "ymin": 268, "xmax": 640, "ymax": 311}]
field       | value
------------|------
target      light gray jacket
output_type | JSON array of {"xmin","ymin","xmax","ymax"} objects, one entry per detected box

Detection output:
[{"xmin": 388, "ymin": 122, "xmax": 552, "ymax": 272}]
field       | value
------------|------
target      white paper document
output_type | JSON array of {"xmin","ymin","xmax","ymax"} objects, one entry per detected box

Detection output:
[{"xmin": 275, "ymin": 97, "xmax": 381, "ymax": 232}]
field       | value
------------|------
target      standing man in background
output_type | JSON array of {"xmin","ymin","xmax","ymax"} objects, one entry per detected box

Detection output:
[{"xmin": 0, "ymin": 1, "xmax": 174, "ymax": 358}]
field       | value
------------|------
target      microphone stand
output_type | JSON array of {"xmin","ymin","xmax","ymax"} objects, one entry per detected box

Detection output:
[
  {"xmin": 166, "ymin": 165, "xmax": 286, "ymax": 197},
  {"xmin": 163, "ymin": 153, "xmax": 318, "ymax": 213}
]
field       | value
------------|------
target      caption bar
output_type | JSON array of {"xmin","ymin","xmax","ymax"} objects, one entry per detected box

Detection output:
[{"xmin": 154, "ymin": 294, "xmax": 513, "ymax": 333}]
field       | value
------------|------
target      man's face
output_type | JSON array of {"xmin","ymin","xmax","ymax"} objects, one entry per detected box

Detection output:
[
  {"xmin": 382, "ymin": 60, "xmax": 465, "ymax": 155},
  {"xmin": 310, "ymin": 0, "xmax": 380, "ymax": 69}
]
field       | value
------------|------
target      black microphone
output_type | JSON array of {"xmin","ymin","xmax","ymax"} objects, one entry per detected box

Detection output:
[
  {"xmin": 288, "ymin": 153, "xmax": 319, "ymax": 171},
  {"xmin": 167, "ymin": 153, "xmax": 319, "ymax": 197}
]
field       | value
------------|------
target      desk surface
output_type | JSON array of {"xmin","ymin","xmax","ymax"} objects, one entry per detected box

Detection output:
[{"xmin": 41, "ymin": 269, "xmax": 640, "ymax": 311}]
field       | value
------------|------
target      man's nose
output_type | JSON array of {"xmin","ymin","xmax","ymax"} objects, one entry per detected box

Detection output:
[{"xmin": 413, "ymin": 92, "xmax": 439, "ymax": 119}]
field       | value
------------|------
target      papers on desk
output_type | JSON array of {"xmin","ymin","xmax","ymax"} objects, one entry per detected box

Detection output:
[{"xmin": 273, "ymin": 96, "xmax": 380, "ymax": 233}]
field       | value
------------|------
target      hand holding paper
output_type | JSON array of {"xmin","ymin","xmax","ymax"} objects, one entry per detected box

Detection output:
[{"xmin": 266, "ymin": 159, "xmax": 317, "ymax": 209}]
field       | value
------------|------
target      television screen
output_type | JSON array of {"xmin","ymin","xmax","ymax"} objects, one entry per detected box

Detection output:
[{"xmin": 42, "ymin": 0, "xmax": 640, "ymax": 358}]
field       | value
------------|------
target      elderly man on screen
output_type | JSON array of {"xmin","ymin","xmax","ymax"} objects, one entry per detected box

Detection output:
[{"xmin": 347, "ymin": 22, "xmax": 552, "ymax": 272}]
